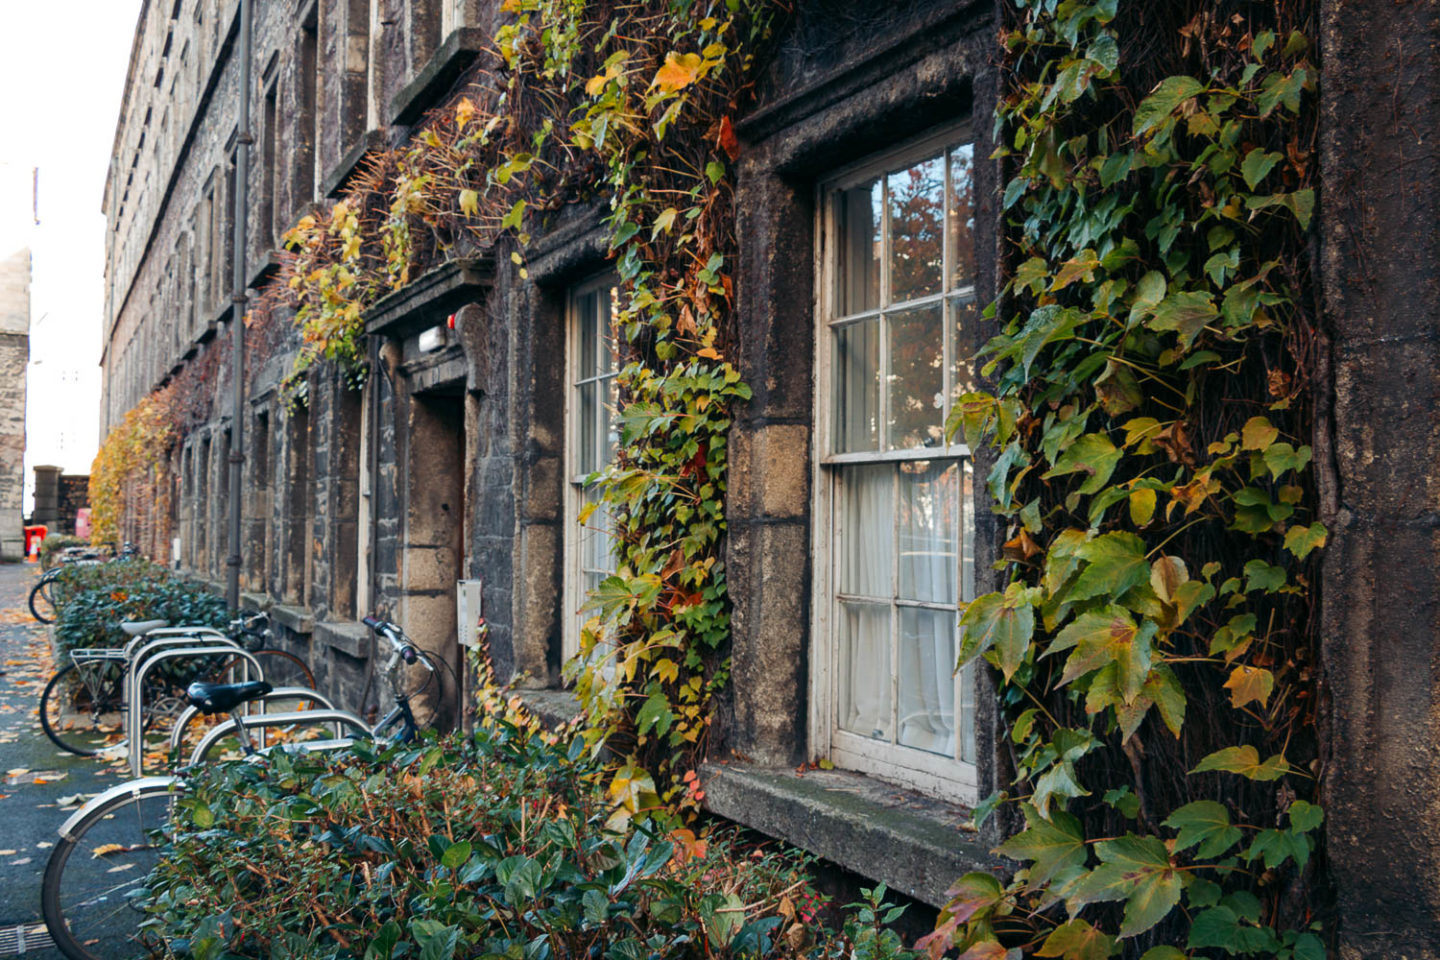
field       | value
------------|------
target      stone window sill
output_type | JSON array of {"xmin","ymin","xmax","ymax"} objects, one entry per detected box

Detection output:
[
  {"xmin": 269, "ymin": 602, "xmax": 314, "ymax": 635},
  {"xmin": 698, "ymin": 761, "xmax": 1002, "ymax": 908},
  {"xmin": 516, "ymin": 688, "xmax": 582, "ymax": 730},
  {"xmin": 322, "ymin": 128, "xmax": 385, "ymax": 199},
  {"xmin": 315, "ymin": 620, "xmax": 370, "ymax": 658},
  {"xmin": 390, "ymin": 27, "xmax": 489, "ymax": 127}
]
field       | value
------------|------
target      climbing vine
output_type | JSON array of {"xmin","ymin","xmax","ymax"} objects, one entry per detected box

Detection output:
[
  {"xmin": 924, "ymin": 1, "xmax": 1327, "ymax": 957},
  {"xmin": 261, "ymin": 0, "xmax": 781, "ymax": 815},
  {"xmin": 90, "ymin": 385, "xmax": 177, "ymax": 548}
]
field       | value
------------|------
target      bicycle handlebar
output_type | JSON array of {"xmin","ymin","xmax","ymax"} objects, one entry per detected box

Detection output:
[{"xmin": 362, "ymin": 616, "xmax": 432, "ymax": 671}]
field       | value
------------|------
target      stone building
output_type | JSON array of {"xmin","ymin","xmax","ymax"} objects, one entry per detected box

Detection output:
[
  {"xmin": 0, "ymin": 248, "xmax": 29, "ymax": 561},
  {"xmin": 98, "ymin": 1, "xmax": 1440, "ymax": 956}
]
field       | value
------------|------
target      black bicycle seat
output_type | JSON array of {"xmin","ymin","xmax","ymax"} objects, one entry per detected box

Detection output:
[{"xmin": 185, "ymin": 680, "xmax": 273, "ymax": 714}]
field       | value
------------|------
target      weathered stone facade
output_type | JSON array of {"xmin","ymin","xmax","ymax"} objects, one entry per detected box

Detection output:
[
  {"xmin": 99, "ymin": 1, "xmax": 1440, "ymax": 954},
  {"xmin": 0, "ymin": 249, "xmax": 29, "ymax": 561}
]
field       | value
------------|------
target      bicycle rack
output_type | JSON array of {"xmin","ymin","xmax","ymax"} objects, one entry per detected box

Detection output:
[
  {"xmin": 121, "ymin": 626, "xmax": 228, "ymax": 661},
  {"xmin": 167, "ymin": 686, "xmax": 343, "ymax": 755},
  {"xmin": 122, "ymin": 635, "xmax": 244, "ymax": 737},
  {"xmin": 127, "ymin": 646, "xmax": 265, "ymax": 777},
  {"xmin": 187, "ymin": 708, "xmax": 371, "ymax": 765}
]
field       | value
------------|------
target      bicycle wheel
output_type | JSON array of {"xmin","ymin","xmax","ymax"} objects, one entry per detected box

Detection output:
[
  {"xmin": 30, "ymin": 576, "xmax": 58, "ymax": 624},
  {"xmin": 208, "ymin": 647, "xmax": 316, "ymax": 690},
  {"xmin": 40, "ymin": 663, "xmax": 127, "ymax": 757},
  {"xmin": 41, "ymin": 782, "xmax": 176, "ymax": 960}
]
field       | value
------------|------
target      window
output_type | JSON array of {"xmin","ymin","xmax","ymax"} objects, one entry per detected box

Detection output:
[
  {"xmin": 813, "ymin": 127, "xmax": 980, "ymax": 798},
  {"xmin": 262, "ymin": 78, "xmax": 279, "ymax": 247},
  {"xmin": 563, "ymin": 276, "xmax": 620, "ymax": 662}
]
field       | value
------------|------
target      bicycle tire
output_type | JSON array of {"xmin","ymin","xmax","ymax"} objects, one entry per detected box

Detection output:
[
  {"xmin": 208, "ymin": 647, "xmax": 316, "ymax": 690},
  {"xmin": 41, "ymin": 782, "xmax": 176, "ymax": 960},
  {"xmin": 30, "ymin": 576, "xmax": 58, "ymax": 624},
  {"xmin": 40, "ymin": 663, "xmax": 127, "ymax": 757}
]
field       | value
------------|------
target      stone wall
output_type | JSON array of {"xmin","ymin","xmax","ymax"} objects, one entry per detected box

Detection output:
[{"xmin": 0, "ymin": 249, "xmax": 28, "ymax": 561}]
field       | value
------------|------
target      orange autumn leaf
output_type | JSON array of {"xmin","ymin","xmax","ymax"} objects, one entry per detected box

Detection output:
[{"xmin": 652, "ymin": 53, "xmax": 703, "ymax": 93}]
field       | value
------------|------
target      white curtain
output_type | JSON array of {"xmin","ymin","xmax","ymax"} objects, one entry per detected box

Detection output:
[
  {"xmin": 837, "ymin": 465, "xmax": 892, "ymax": 740},
  {"xmin": 896, "ymin": 462, "xmax": 958, "ymax": 757}
]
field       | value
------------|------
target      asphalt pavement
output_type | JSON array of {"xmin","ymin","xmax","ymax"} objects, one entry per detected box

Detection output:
[{"xmin": 0, "ymin": 560, "xmax": 126, "ymax": 956}]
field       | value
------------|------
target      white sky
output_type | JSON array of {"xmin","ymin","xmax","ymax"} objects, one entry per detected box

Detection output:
[{"xmin": 0, "ymin": 0, "xmax": 146, "ymax": 515}]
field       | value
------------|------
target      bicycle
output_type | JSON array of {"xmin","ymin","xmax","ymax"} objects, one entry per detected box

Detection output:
[
  {"xmin": 39, "ymin": 612, "xmax": 316, "ymax": 758},
  {"xmin": 40, "ymin": 616, "xmax": 437, "ymax": 960},
  {"xmin": 29, "ymin": 544, "xmax": 136, "ymax": 624}
]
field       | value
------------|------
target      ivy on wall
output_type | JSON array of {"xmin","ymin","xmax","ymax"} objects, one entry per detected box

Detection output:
[
  {"xmin": 923, "ymin": 1, "xmax": 1327, "ymax": 957},
  {"xmin": 254, "ymin": 0, "xmax": 781, "ymax": 816},
  {"xmin": 89, "ymin": 386, "xmax": 176, "ymax": 547}
]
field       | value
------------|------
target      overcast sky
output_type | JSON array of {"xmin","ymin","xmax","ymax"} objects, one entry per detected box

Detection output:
[{"xmin": 0, "ymin": 0, "xmax": 145, "ymax": 511}]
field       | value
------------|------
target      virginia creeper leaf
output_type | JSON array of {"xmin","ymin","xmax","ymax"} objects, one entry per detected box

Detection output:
[{"xmin": 1191, "ymin": 745, "xmax": 1294, "ymax": 781}]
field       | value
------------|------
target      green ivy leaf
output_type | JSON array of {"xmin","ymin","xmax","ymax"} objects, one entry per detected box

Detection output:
[
  {"xmin": 1191, "ymin": 745, "xmax": 1294, "ymax": 781},
  {"xmin": 959, "ymin": 582, "xmax": 1038, "ymax": 679},
  {"xmin": 1164, "ymin": 800, "xmax": 1242, "ymax": 858},
  {"xmin": 1150, "ymin": 290, "xmax": 1218, "ymax": 348},
  {"xmin": 440, "ymin": 840, "xmax": 472, "ymax": 870},
  {"xmin": 1138, "ymin": 949, "xmax": 1187, "ymax": 960},
  {"xmin": 996, "ymin": 804, "xmax": 1087, "ymax": 891},
  {"xmin": 1043, "ymin": 433, "xmax": 1122, "ymax": 496},
  {"xmin": 1240, "ymin": 148, "xmax": 1283, "ymax": 190},
  {"xmin": 1066, "ymin": 532, "xmax": 1150, "ymax": 605},
  {"xmin": 1037, "ymin": 919, "xmax": 1114, "ymax": 960},
  {"xmin": 1243, "ymin": 559, "xmax": 1287, "ymax": 593},
  {"xmin": 1188, "ymin": 906, "xmax": 1279, "ymax": 954},
  {"xmin": 1240, "ymin": 416, "xmax": 1279, "ymax": 450},
  {"xmin": 1262, "ymin": 441, "xmax": 1312, "ymax": 477},
  {"xmin": 1049, "ymin": 606, "xmax": 1156, "ymax": 703},
  {"xmin": 1288, "ymin": 799, "xmax": 1324, "ymax": 832},
  {"xmin": 1246, "ymin": 827, "xmax": 1311, "ymax": 869},
  {"xmin": 1071, "ymin": 835, "xmax": 1182, "ymax": 938},
  {"xmin": 1284, "ymin": 521, "xmax": 1328, "ymax": 559},
  {"xmin": 1133, "ymin": 76, "xmax": 1205, "ymax": 137}
]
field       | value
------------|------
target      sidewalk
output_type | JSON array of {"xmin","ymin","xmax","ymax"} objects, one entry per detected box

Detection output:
[{"xmin": 0, "ymin": 561, "xmax": 124, "ymax": 956}]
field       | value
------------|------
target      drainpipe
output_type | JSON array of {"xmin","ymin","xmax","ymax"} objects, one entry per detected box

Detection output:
[{"xmin": 226, "ymin": 0, "xmax": 253, "ymax": 615}]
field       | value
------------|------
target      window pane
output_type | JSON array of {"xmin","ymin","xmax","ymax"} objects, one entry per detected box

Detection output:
[
  {"xmin": 887, "ymin": 303, "xmax": 944, "ymax": 450},
  {"xmin": 837, "ymin": 179, "xmax": 881, "ymax": 315},
  {"xmin": 582, "ymin": 487, "xmax": 613, "ymax": 574},
  {"xmin": 948, "ymin": 143, "xmax": 977, "ymax": 290},
  {"xmin": 578, "ymin": 381, "xmax": 598, "ymax": 474},
  {"xmin": 839, "ymin": 464, "xmax": 892, "ymax": 598},
  {"xmin": 605, "ymin": 373, "xmax": 620, "ymax": 463},
  {"xmin": 599, "ymin": 289, "xmax": 617, "ymax": 376},
  {"xmin": 897, "ymin": 606, "xmax": 956, "ymax": 755},
  {"xmin": 898, "ymin": 460, "xmax": 958, "ymax": 605},
  {"xmin": 837, "ymin": 600, "xmax": 892, "ymax": 741},
  {"xmin": 888, "ymin": 155, "xmax": 944, "ymax": 303},
  {"xmin": 960, "ymin": 460, "xmax": 975, "ymax": 601},
  {"xmin": 832, "ymin": 319, "xmax": 880, "ymax": 453},
  {"xmin": 578, "ymin": 290, "xmax": 599, "ymax": 379},
  {"xmin": 950, "ymin": 297, "xmax": 979, "ymax": 404}
]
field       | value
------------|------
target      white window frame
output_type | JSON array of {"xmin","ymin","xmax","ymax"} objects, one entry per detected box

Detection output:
[
  {"xmin": 562, "ymin": 273, "xmax": 620, "ymax": 664},
  {"xmin": 809, "ymin": 124, "xmax": 982, "ymax": 802}
]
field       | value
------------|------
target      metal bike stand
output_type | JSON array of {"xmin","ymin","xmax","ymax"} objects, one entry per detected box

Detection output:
[
  {"xmin": 167, "ymin": 686, "xmax": 343, "ymax": 754},
  {"xmin": 121, "ymin": 626, "xmax": 228, "ymax": 662},
  {"xmin": 127, "ymin": 646, "xmax": 264, "ymax": 777},
  {"xmin": 187, "ymin": 708, "xmax": 371, "ymax": 765},
  {"xmin": 121, "ymin": 635, "xmax": 245, "ymax": 748}
]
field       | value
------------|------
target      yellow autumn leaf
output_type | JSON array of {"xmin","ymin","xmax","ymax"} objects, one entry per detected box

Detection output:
[
  {"xmin": 652, "ymin": 52, "xmax": 703, "ymax": 93},
  {"xmin": 459, "ymin": 189, "xmax": 479, "ymax": 218},
  {"xmin": 91, "ymin": 843, "xmax": 127, "ymax": 858},
  {"xmin": 696, "ymin": 347, "xmax": 721, "ymax": 360},
  {"xmin": 454, "ymin": 97, "xmax": 476, "ymax": 129},
  {"xmin": 1223, "ymin": 665, "xmax": 1275, "ymax": 710}
]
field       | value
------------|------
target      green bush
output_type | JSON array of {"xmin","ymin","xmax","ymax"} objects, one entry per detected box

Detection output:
[
  {"xmin": 38, "ymin": 534, "xmax": 88, "ymax": 570},
  {"xmin": 142, "ymin": 726, "xmax": 922, "ymax": 960},
  {"xmin": 53, "ymin": 562, "xmax": 227, "ymax": 653}
]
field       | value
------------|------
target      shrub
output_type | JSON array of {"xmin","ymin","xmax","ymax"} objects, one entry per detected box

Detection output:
[
  {"xmin": 54, "ymin": 562, "xmax": 227, "ymax": 653},
  {"xmin": 141, "ymin": 726, "xmax": 923, "ymax": 960},
  {"xmin": 38, "ymin": 534, "xmax": 88, "ymax": 571}
]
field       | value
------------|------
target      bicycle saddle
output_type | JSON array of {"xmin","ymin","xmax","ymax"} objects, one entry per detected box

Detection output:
[
  {"xmin": 185, "ymin": 680, "xmax": 273, "ymax": 714},
  {"xmin": 120, "ymin": 619, "xmax": 171, "ymax": 637}
]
